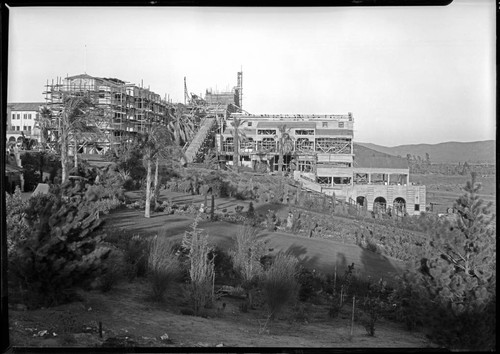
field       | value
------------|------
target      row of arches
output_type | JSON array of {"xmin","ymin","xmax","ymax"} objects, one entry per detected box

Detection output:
[
  {"xmin": 356, "ymin": 196, "xmax": 407, "ymax": 213},
  {"xmin": 7, "ymin": 136, "xmax": 36, "ymax": 143}
]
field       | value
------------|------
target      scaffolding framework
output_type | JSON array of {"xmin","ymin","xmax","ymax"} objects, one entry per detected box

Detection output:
[{"xmin": 43, "ymin": 74, "xmax": 171, "ymax": 153}]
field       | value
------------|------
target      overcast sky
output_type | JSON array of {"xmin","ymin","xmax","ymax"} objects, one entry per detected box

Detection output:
[{"xmin": 7, "ymin": 1, "xmax": 495, "ymax": 146}]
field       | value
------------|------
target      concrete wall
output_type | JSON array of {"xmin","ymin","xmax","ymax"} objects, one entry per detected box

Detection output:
[{"xmin": 344, "ymin": 184, "xmax": 426, "ymax": 215}]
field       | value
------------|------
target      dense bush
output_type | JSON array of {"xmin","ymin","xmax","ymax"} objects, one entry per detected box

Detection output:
[
  {"xmin": 209, "ymin": 246, "xmax": 239, "ymax": 286},
  {"xmin": 266, "ymin": 210, "xmax": 277, "ymax": 231},
  {"xmin": 20, "ymin": 151, "xmax": 60, "ymax": 186},
  {"xmin": 68, "ymin": 160, "xmax": 98, "ymax": 182},
  {"xmin": 8, "ymin": 184, "xmax": 110, "ymax": 308},
  {"xmin": 148, "ymin": 236, "xmax": 181, "ymax": 301},
  {"xmin": 104, "ymin": 140, "xmax": 146, "ymax": 189},
  {"xmin": 99, "ymin": 248, "xmax": 125, "ymax": 292},
  {"xmin": 297, "ymin": 267, "xmax": 324, "ymax": 302},
  {"xmin": 358, "ymin": 280, "xmax": 390, "ymax": 336},
  {"xmin": 103, "ymin": 227, "xmax": 151, "ymax": 281},
  {"xmin": 260, "ymin": 252, "xmax": 299, "ymax": 320},
  {"xmin": 5, "ymin": 187, "xmax": 29, "ymax": 255},
  {"xmin": 123, "ymin": 235, "xmax": 151, "ymax": 281}
]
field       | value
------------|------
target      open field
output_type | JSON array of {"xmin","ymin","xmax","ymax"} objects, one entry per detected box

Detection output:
[{"xmin": 410, "ymin": 173, "xmax": 496, "ymax": 213}]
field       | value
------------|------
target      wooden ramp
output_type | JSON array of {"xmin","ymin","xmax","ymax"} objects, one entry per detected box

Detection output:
[{"xmin": 184, "ymin": 118, "xmax": 216, "ymax": 163}]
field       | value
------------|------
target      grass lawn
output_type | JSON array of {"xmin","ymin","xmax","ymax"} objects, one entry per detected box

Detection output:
[{"xmin": 104, "ymin": 191, "xmax": 405, "ymax": 282}]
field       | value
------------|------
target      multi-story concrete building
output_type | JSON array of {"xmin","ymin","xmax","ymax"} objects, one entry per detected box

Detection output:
[
  {"xmin": 43, "ymin": 74, "xmax": 171, "ymax": 154},
  {"xmin": 6, "ymin": 102, "xmax": 44, "ymax": 145},
  {"xmin": 216, "ymin": 112, "xmax": 425, "ymax": 215}
]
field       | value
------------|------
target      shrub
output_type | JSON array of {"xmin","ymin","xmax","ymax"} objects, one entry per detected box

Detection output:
[
  {"xmin": 260, "ymin": 252, "xmax": 299, "ymax": 320},
  {"xmin": 99, "ymin": 248, "xmax": 125, "ymax": 292},
  {"xmin": 148, "ymin": 236, "xmax": 181, "ymax": 302},
  {"xmin": 365, "ymin": 239, "xmax": 380, "ymax": 254},
  {"xmin": 5, "ymin": 187, "xmax": 29, "ymax": 256},
  {"xmin": 328, "ymin": 263, "xmax": 355, "ymax": 318},
  {"xmin": 209, "ymin": 247, "xmax": 239, "ymax": 285},
  {"xmin": 178, "ymin": 179, "xmax": 192, "ymax": 194},
  {"xmin": 266, "ymin": 210, "xmax": 277, "ymax": 231},
  {"xmin": 297, "ymin": 267, "xmax": 323, "ymax": 302},
  {"xmin": 291, "ymin": 212, "xmax": 302, "ymax": 234},
  {"xmin": 182, "ymin": 215, "xmax": 216, "ymax": 315},
  {"xmin": 246, "ymin": 201, "xmax": 256, "ymax": 222},
  {"xmin": 358, "ymin": 280, "xmax": 389, "ymax": 336},
  {"xmin": 231, "ymin": 225, "xmax": 266, "ymax": 307},
  {"xmin": 8, "ymin": 186, "xmax": 110, "ymax": 308},
  {"xmin": 123, "ymin": 235, "xmax": 150, "ymax": 281}
]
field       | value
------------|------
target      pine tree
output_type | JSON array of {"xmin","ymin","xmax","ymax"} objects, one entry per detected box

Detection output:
[{"xmin": 413, "ymin": 172, "xmax": 496, "ymax": 350}]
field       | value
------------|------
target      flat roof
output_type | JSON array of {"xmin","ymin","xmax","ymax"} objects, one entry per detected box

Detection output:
[
  {"xmin": 8, "ymin": 102, "xmax": 44, "ymax": 111},
  {"xmin": 231, "ymin": 113, "xmax": 352, "ymax": 120},
  {"xmin": 256, "ymin": 121, "xmax": 316, "ymax": 129},
  {"xmin": 316, "ymin": 129, "xmax": 353, "ymax": 136}
]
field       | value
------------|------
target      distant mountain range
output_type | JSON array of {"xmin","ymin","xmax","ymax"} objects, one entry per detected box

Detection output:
[{"xmin": 355, "ymin": 140, "xmax": 496, "ymax": 164}]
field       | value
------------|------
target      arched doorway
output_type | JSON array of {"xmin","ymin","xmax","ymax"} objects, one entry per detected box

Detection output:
[
  {"xmin": 356, "ymin": 196, "xmax": 367, "ymax": 208},
  {"xmin": 374, "ymin": 196, "xmax": 387, "ymax": 213},
  {"xmin": 393, "ymin": 197, "xmax": 406, "ymax": 215}
]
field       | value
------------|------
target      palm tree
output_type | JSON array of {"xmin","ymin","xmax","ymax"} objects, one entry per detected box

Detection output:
[
  {"xmin": 57, "ymin": 94, "xmax": 99, "ymax": 183},
  {"xmin": 37, "ymin": 106, "xmax": 53, "ymax": 150},
  {"xmin": 142, "ymin": 123, "xmax": 176, "ymax": 218},
  {"xmin": 277, "ymin": 124, "xmax": 294, "ymax": 176},
  {"xmin": 167, "ymin": 103, "xmax": 196, "ymax": 147},
  {"xmin": 230, "ymin": 116, "xmax": 247, "ymax": 172}
]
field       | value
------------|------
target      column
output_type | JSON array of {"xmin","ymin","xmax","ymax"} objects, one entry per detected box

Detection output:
[{"xmin": 368, "ymin": 173, "xmax": 371, "ymax": 184}]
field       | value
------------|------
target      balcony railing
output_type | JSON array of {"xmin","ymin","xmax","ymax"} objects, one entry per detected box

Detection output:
[{"xmin": 6, "ymin": 130, "xmax": 38, "ymax": 136}]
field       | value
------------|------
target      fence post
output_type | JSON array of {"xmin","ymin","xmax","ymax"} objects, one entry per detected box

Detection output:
[
  {"xmin": 210, "ymin": 194, "xmax": 215, "ymax": 220},
  {"xmin": 334, "ymin": 265, "xmax": 337, "ymax": 293},
  {"xmin": 350, "ymin": 296, "xmax": 355, "ymax": 337}
]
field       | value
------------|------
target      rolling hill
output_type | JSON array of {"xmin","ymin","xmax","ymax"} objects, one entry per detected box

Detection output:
[{"xmin": 355, "ymin": 140, "xmax": 495, "ymax": 164}]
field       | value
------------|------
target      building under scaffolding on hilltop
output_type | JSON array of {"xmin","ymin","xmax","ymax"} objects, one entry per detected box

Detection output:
[
  {"xmin": 211, "ymin": 74, "xmax": 425, "ymax": 216},
  {"xmin": 43, "ymin": 74, "xmax": 173, "ymax": 154}
]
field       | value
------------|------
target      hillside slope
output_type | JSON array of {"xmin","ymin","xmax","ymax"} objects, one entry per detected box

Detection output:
[{"xmin": 355, "ymin": 140, "xmax": 495, "ymax": 164}]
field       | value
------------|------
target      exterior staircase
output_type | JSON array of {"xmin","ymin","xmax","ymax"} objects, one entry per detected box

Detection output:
[{"xmin": 183, "ymin": 118, "xmax": 216, "ymax": 164}]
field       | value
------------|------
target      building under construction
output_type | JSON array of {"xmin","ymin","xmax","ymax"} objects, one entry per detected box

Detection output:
[
  {"xmin": 42, "ymin": 71, "xmax": 425, "ymax": 215},
  {"xmin": 205, "ymin": 73, "xmax": 426, "ymax": 216},
  {"xmin": 43, "ymin": 74, "xmax": 172, "ymax": 154}
]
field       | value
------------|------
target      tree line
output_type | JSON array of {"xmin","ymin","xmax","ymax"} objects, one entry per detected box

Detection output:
[{"xmin": 404, "ymin": 153, "xmax": 495, "ymax": 176}]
